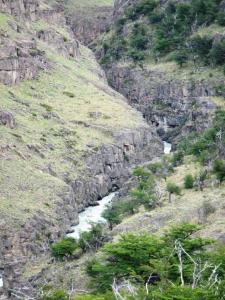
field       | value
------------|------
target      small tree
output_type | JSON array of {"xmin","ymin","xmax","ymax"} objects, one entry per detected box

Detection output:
[
  {"xmin": 210, "ymin": 41, "xmax": 225, "ymax": 65},
  {"xmin": 102, "ymin": 205, "xmax": 121, "ymax": 230},
  {"xmin": 166, "ymin": 182, "xmax": 181, "ymax": 203},
  {"xmin": 79, "ymin": 223, "xmax": 104, "ymax": 252},
  {"xmin": 213, "ymin": 159, "xmax": 225, "ymax": 183},
  {"xmin": 51, "ymin": 237, "xmax": 78, "ymax": 260},
  {"xmin": 184, "ymin": 174, "xmax": 194, "ymax": 189},
  {"xmin": 173, "ymin": 50, "xmax": 189, "ymax": 67}
]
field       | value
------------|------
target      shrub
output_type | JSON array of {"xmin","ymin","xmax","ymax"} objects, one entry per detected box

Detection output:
[
  {"xmin": 51, "ymin": 237, "xmax": 78, "ymax": 260},
  {"xmin": 190, "ymin": 35, "xmax": 213, "ymax": 64},
  {"xmin": 102, "ymin": 204, "xmax": 122, "ymax": 230},
  {"xmin": 63, "ymin": 91, "xmax": 75, "ymax": 98},
  {"xmin": 86, "ymin": 233, "xmax": 163, "ymax": 291},
  {"xmin": 43, "ymin": 289, "xmax": 69, "ymax": 300},
  {"xmin": 166, "ymin": 182, "xmax": 181, "ymax": 202},
  {"xmin": 148, "ymin": 162, "xmax": 163, "ymax": 174},
  {"xmin": 130, "ymin": 24, "xmax": 148, "ymax": 50},
  {"xmin": 40, "ymin": 103, "xmax": 53, "ymax": 112},
  {"xmin": 213, "ymin": 159, "xmax": 225, "ymax": 182},
  {"xmin": 79, "ymin": 223, "xmax": 104, "ymax": 252},
  {"xmin": 133, "ymin": 167, "xmax": 151, "ymax": 180},
  {"xmin": 127, "ymin": 48, "xmax": 145, "ymax": 61},
  {"xmin": 202, "ymin": 200, "xmax": 216, "ymax": 218},
  {"xmin": 172, "ymin": 50, "xmax": 189, "ymax": 67},
  {"xmin": 172, "ymin": 151, "xmax": 184, "ymax": 166},
  {"xmin": 184, "ymin": 174, "xmax": 194, "ymax": 189},
  {"xmin": 210, "ymin": 41, "xmax": 225, "ymax": 65},
  {"xmin": 135, "ymin": 0, "xmax": 158, "ymax": 16},
  {"xmin": 217, "ymin": 11, "xmax": 225, "ymax": 26},
  {"xmin": 86, "ymin": 224, "xmax": 220, "ymax": 294}
]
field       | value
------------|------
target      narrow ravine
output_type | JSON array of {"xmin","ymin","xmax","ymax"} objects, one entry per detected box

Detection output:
[
  {"xmin": 68, "ymin": 193, "xmax": 116, "ymax": 239},
  {"xmin": 67, "ymin": 141, "xmax": 172, "ymax": 240}
]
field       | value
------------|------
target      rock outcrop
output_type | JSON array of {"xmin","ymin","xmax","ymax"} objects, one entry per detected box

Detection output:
[
  {"xmin": 0, "ymin": 110, "xmax": 16, "ymax": 129},
  {"xmin": 105, "ymin": 64, "xmax": 219, "ymax": 143},
  {"xmin": 0, "ymin": 0, "xmax": 39, "ymax": 20},
  {"xmin": 37, "ymin": 29, "xmax": 80, "ymax": 59},
  {"xmin": 66, "ymin": 6, "xmax": 113, "ymax": 45},
  {"xmin": 0, "ymin": 38, "xmax": 48, "ymax": 85}
]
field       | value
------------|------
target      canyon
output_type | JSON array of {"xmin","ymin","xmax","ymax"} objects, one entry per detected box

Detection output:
[
  {"xmin": 0, "ymin": 0, "xmax": 161, "ymax": 298},
  {"xmin": 0, "ymin": 0, "xmax": 225, "ymax": 299}
]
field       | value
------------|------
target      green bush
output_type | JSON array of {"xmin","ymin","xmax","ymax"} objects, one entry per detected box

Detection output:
[
  {"xmin": 135, "ymin": 0, "xmax": 158, "ymax": 16},
  {"xmin": 50, "ymin": 237, "xmax": 78, "ymax": 260},
  {"xmin": 40, "ymin": 103, "xmax": 53, "ymax": 112},
  {"xmin": 213, "ymin": 159, "xmax": 225, "ymax": 182},
  {"xmin": 166, "ymin": 182, "xmax": 181, "ymax": 203},
  {"xmin": 86, "ymin": 224, "xmax": 222, "ymax": 295},
  {"xmin": 184, "ymin": 174, "xmax": 194, "ymax": 189},
  {"xmin": 190, "ymin": 35, "xmax": 213, "ymax": 64},
  {"xmin": 43, "ymin": 289, "xmax": 69, "ymax": 300},
  {"xmin": 217, "ymin": 11, "xmax": 225, "ymax": 25},
  {"xmin": 102, "ymin": 203, "xmax": 122, "ymax": 230},
  {"xmin": 172, "ymin": 50, "xmax": 189, "ymax": 67},
  {"xmin": 210, "ymin": 41, "xmax": 225, "ymax": 65},
  {"xmin": 172, "ymin": 151, "xmax": 184, "ymax": 166},
  {"xmin": 130, "ymin": 24, "xmax": 148, "ymax": 50},
  {"xmin": 167, "ymin": 182, "xmax": 181, "ymax": 194},
  {"xmin": 79, "ymin": 223, "xmax": 104, "ymax": 252}
]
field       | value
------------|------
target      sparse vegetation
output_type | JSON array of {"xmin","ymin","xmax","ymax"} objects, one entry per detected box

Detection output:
[
  {"xmin": 51, "ymin": 237, "xmax": 78, "ymax": 260},
  {"xmin": 166, "ymin": 182, "xmax": 181, "ymax": 203},
  {"xmin": 86, "ymin": 224, "xmax": 225, "ymax": 298},
  {"xmin": 184, "ymin": 174, "xmax": 194, "ymax": 189},
  {"xmin": 78, "ymin": 223, "xmax": 105, "ymax": 252}
]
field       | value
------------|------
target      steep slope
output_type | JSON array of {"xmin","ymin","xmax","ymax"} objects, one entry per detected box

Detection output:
[
  {"xmin": 63, "ymin": 0, "xmax": 114, "ymax": 45},
  {"xmin": 0, "ymin": 0, "xmax": 162, "ymax": 298},
  {"xmin": 97, "ymin": 0, "xmax": 225, "ymax": 144}
]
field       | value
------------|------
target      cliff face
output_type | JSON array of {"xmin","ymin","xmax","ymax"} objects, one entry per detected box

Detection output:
[
  {"xmin": 0, "ymin": 0, "xmax": 162, "ymax": 297},
  {"xmin": 98, "ymin": 0, "xmax": 225, "ymax": 144},
  {"xmin": 62, "ymin": 1, "xmax": 113, "ymax": 45},
  {"xmin": 67, "ymin": 6, "xmax": 112, "ymax": 45},
  {"xmin": 106, "ymin": 64, "xmax": 220, "ymax": 143}
]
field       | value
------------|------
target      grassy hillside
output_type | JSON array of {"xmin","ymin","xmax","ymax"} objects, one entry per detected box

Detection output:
[
  {"xmin": 64, "ymin": 0, "xmax": 113, "ymax": 10},
  {"xmin": 0, "ymin": 5, "xmax": 146, "ymax": 230}
]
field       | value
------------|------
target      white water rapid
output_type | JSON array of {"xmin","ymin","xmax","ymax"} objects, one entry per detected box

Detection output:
[{"xmin": 68, "ymin": 192, "xmax": 116, "ymax": 239}]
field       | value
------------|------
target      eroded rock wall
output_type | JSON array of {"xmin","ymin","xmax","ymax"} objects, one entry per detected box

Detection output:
[
  {"xmin": 0, "ymin": 0, "xmax": 162, "ymax": 298},
  {"xmin": 2, "ymin": 125, "xmax": 162, "ymax": 299},
  {"xmin": 0, "ymin": 37, "xmax": 48, "ymax": 85},
  {"xmin": 106, "ymin": 64, "xmax": 219, "ymax": 143},
  {"xmin": 66, "ymin": 6, "xmax": 113, "ymax": 45}
]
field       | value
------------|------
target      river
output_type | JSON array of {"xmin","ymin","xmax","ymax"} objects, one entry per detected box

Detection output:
[
  {"xmin": 68, "ymin": 192, "xmax": 116, "ymax": 239},
  {"xmin": 164, "ymin": 141, "xmax": 172, "ymax": 154},
  {"xmin": 0, "ymin": 142, "xmax": 171, "ymax": 290},
  {"xmin": 68, "ymin": 141, "xmax": 172, "ymax": 239},
  {"xmin": 0, "ymin": 272, "xmax": 3, "ymax": 288}
]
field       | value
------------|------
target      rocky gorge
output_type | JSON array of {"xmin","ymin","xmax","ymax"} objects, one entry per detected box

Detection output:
[
  {"xmin": 1, "ymin": 0, "xmax": 225, "ymax": 299},
  {"xmin": 0, "ymin": 0, "xmax": 162, "ymax": 298}
]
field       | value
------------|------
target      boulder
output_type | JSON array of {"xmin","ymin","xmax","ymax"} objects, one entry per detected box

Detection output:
[{"xmin": 0, "ymin": 110, "xmax": 16, "ymax": 129}]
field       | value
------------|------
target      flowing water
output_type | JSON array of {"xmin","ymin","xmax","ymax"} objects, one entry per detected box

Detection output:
[
  {"xmin": 0, "ymin": 272, "xmax": 3, "ymax": 288},
  {"xmin": 68, "ymin": 192, "xmax": 116, "ymax": 239},
  {"xmin": 68, "ymin": 141, "xmax": 172, "ymax": 239},
  {"xmin": 163, "ymin": 141, "xmax": 172, "ymax": 154}
]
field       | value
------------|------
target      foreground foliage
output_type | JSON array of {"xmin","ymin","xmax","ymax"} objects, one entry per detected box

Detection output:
[{"xmin": 85, "ymin": 224, "xmax": 225, "ymax": 299}]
